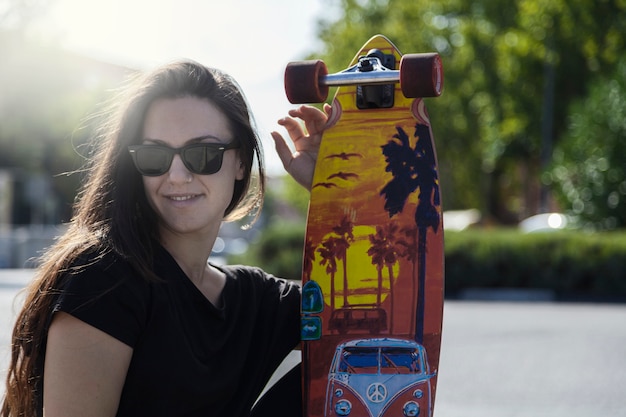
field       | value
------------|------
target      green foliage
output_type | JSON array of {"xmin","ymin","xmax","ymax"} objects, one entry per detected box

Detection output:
[
  {"xmin": 230, "ymin": 222, "xmax": 626, "ymax": 298},
  {"xmin": 265, "ymin": 175, "xmax": 309, "ymax": 219},
  {"xmin": 550, "ymin": 56, "xmax": 626, "ymax": 230},
  {"xmin": 310, "ymin": 0, "xmax": 626, "ymax": 225},
  {"xmin": 445, "ymin": 229, "xmax": 626, "ymax": 297},
  {"xmin": 228, "ymin": 222, "xmax": 305, "ymax": 281},
  {"xmin": 0, "ymin": 33, "xmax": 132, "ymax": 222}
]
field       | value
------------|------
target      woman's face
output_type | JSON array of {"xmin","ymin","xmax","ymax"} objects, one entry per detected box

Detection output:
[{"xmin": 140, "ymin": 96, "xmax": 244, "ymax": 240}]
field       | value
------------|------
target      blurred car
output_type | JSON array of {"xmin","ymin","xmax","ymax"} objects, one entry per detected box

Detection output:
[{"xmin": 519, "ymin": 212, "xmax": 568, "ymax": 233}]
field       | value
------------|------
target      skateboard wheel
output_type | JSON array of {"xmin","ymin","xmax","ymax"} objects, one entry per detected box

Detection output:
[
  {"xmin": 400, "ymin": 53, "xmax": 444, "ymax": 98},
  {"xmin": 284, "ymin": 60, "xmax": 329, "ymax": 104}
]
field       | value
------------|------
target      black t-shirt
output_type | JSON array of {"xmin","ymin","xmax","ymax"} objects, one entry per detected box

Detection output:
[{"xmin": 50, "ymin": 245, "xmax": 301, "ymax": 417}]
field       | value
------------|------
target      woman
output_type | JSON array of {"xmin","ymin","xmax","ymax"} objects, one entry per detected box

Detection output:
[{"xmin": 1, "ymin": 60, "xmax": 329, "ymax": 417}]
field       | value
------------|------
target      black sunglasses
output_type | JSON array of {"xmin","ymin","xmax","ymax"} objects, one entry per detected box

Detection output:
[{"xmin": 128, "ymin": 142, "xmax": 240, "ymax": 176}]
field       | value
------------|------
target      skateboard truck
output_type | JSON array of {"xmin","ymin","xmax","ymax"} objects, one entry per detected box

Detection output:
[
  {"xmin": 354, "ymin": 49, "xmax": 396, "ymax": 109},
  {"xmin": 285, "ymin": 48, "xmax": 443, "ymax": 104}
]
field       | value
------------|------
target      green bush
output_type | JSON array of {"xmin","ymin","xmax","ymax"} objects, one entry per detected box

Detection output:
[
  {"xmin": 232, "ymin": 224, "xmax": 626, "ymax": 299},
  {"xmin": 228, "ymin": 222, "xmax": 305, "ymax": 281},
  {"xmin": 445, "ymin": 229, "xmax": 626, "ymax": 298}
]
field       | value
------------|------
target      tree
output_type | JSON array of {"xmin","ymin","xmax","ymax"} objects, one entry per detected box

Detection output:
[
  {"xmin": 0, "ymin": 34, "xmax": 132, "ymax": 223},
  {"xmin": 550, "ymin": 56, "xmax": 626, "ymax": 230},
  {"xmin": 311, "ymin": 0, "xmax": 626, "ymax": 224}
]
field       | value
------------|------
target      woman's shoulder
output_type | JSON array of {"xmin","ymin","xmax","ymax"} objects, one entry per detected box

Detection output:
[
  {"xmin": 217, "ymin": 263, "xmax": 277, "ymax": 285},
  {"xmin": 217, "ymin": 263, "xmax": 301, "ymax": 294},
  {"xmin": 218, "ymin": 263, "xmax": 265, "ymax": 277},
  {"xmin": 55, "ymin": 249, "xmax": 153, "ymax": 348},
  {"xmin": 59, "ymin": 248, "xmax": 146, "ymax": 295}
]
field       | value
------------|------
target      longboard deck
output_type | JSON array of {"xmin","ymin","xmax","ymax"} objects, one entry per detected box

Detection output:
[{"xmin": 300, "ymin": 35, "xmax": 444, "ymax": 417}]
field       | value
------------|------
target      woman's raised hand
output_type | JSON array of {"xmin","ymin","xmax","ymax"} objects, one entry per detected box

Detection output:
[{"xmin": 272, "ymin": 104, "xmax": 332, "ymax": 190}]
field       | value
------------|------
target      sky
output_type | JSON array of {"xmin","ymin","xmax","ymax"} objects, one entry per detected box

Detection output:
[{"xmin": 27, "ymin": 0, "xmax": 336, "ymax": 174}]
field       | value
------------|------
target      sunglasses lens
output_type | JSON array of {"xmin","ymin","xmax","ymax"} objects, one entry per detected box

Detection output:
[
  {"xmin": 183, "ymin": 145, "xmax": 223, "ymax": 174},
  {"xmin": 133, "ymin": 146, "xmax": 173, "ymax": 176},
  {"xmin": 133, "ymin": 147, "xmax": 172, "ymax": 176}
]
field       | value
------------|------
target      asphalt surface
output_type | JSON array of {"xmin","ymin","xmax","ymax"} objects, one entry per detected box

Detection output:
[{"xmin": 1, "ymin": 269, "xmax": 625, "ymax": 416}]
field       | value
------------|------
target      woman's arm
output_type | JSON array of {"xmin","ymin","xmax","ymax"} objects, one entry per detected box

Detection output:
[{"xmin": 43, "ymin": 312, "xmax": 133, "ymax": 417}]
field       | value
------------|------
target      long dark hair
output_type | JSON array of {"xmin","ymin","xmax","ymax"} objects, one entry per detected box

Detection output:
[{"xmin": 1, "ymin": 61, "xmax": 266, "ymax": 416}]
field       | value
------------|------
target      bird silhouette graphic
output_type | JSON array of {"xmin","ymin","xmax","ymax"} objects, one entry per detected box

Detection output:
[
  {"xmin": 324, "ymin": 152, "xmax": 363, "ymax": 161},
  {"xmin": 327, "ymin": 172, "xmax": 359, "ymax": 181},
  {"xmin": 312, "ymin": 182, "xmax": 339, "ymax": 189}
]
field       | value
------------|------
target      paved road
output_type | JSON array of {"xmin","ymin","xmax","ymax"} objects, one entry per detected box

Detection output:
[
  {"xmin": 1, "ymin": 270, "xmax": 625, "ymax": 416},
  {"xmin": 0, "ymin": 270, "xmax": 32, "ymax": 385},
  {"xmin": 436, "ymin": 301, "xmax": 626, "ymax": 416}
]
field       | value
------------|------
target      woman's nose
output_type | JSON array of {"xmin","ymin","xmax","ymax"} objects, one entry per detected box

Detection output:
[{"xmin": 167, "ymin": 154, "xmax": 192, "ymax": 183}]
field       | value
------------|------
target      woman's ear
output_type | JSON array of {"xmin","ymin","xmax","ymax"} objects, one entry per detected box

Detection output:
[{"xmin": 236, "ymin": 158, "xmax": 245, "ymax": 181}]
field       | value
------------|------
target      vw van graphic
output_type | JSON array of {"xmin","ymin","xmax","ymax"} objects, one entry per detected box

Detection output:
[{"xmin": 326, "ymin": 338, "xmax": 435, "ymax": 417}]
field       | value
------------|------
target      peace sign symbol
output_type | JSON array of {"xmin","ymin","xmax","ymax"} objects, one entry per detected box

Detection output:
[{"xmin": 367, "ymin": 382, "xmax": 387, "ymax": 403}]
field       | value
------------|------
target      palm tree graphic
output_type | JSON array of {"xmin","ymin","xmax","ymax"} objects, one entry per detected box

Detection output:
[
  {"xmin": 317, "ymin": 236, "xmax": 339, "ymax": 311},
  {"xmin": 380, "ymin": 123, "xmax": 441, "ymax": 344},
  {"xmin": 303, "ymin": 237, "xmax": 316, "ymax": 282},
  {"xmin": 397, "ymin": 225, "xmax": 419, "ymax": 334},
  {"xmin": 367, "ymin": 222, "xmax": 401, "ymax": 332},
  {"xmin": 332, "ymin": 215, "xmax": 355, "ymax": 308}
]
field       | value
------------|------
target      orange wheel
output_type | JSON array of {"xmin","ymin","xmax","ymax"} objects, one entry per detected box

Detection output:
[
  {"xmin": 284, "ymin": 60, "xmax": 329, "ymax": 104},
  {"xmin": 400, "ymin": 53, "xmax": 444, "ymax": 98}
]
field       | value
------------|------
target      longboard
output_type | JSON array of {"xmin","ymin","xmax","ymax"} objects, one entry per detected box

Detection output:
[{"xmin": 285, "ymin": 35, "xmax": 445, "ymax": 417}]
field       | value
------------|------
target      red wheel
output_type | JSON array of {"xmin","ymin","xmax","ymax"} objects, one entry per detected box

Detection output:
[
  {"xmin": 284, "ymin": 60, "xmax": 329, "ymax": 104},
  {"xmin": 400, "ymin": 53, "xmax": 444, "ymax": 98}
]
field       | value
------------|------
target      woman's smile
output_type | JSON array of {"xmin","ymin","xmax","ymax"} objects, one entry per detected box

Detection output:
[{"xmin": 166, "ymin": 193, "xmax": 202, "ymax": 202}]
